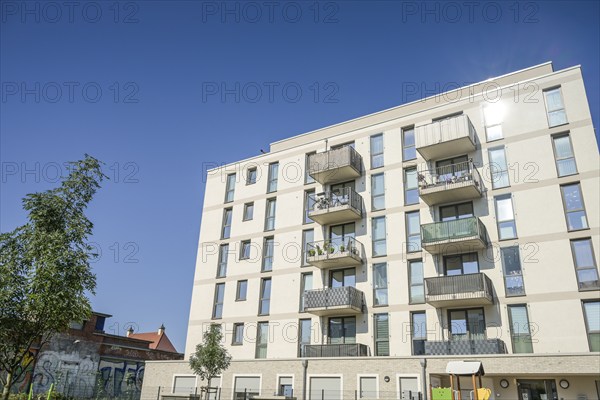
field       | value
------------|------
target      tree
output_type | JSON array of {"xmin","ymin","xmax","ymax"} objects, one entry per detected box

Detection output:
[
  {"xmin": 189, "ymin": 325, "xmax": 232, "ymax": 392},
  {"xmin": 0, "ymin": 155, "xmax": 106, "ymax": 400}
]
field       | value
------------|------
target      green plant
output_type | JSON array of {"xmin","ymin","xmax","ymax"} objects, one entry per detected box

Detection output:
[
  {"xmin": 340, "ymin": 245, "xmax": 345, "ymax": 252},
  {"xmin": 308, "ymin": 249, "xmax": 316, "ymax": 257},
  {"xmin": 316, "ymin": 245, "xmax": 323, "ymax": 255},
  {"xmin": 329, "ymin": 247, "xmax": 335, "ymax": 254},
  {"xmin": 189, "ymin": 324, "xmax": 232, "ymax": 392}
]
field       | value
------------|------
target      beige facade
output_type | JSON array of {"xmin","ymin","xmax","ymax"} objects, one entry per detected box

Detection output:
[{"xmin": 142, "ymin": 63, "xmax": 600, "ymax": 400}]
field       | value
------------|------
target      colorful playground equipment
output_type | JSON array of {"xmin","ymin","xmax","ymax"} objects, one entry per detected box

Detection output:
[{"xmin": 430, "ymin": 361, "xmax": 491, "ymax": 400}]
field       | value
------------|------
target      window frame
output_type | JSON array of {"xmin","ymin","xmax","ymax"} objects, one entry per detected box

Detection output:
[
  {"xmin": 267, "ymin": 162, "xmax": 279, "ymax": 193},
  {"xmin": 232, "ymin": 323, "xmax": 244, "ymax": 345},
  {"xmin": 246, "ymin": 167, "xmax": 257, "ymax": 185},
  {"xmin": 301, "ymin": 229, "xmax": 314, "ymax": 267},
  {"xmin": 262, "ymin": 236, "xmax": 274, "ymax": 272},
  {"xmin": 543, "ymin": 86, "xmax": 568, "ymax": 128},
  {"xmin": 447, "ymin": 307, "xmax": 486, "ymax": 341},
  {"xmin": 570, "ymin": 238, "xmax": 600, "ymax": 291},
  {"xmin": 212, "ymin": 283, "xmax": 225, "ymax": 319},
  {"xmin": 224, "ymin": 173, "xmax": 236, "ymax": 203},
  {"xmin": 372, "ymin": 263, "xmax": 388, "ymax": 307},
  {"xmin": 371, "ymin": 216, "xmax": 387, "ymax": 257},
  {"xmin": 264, "ymin": 198, "xmax": 277, "ymax": 231},
  {"xmin": 402, "ymin": 126, "xmax": 416, "ymax": 161},
  {"xmin": 236, "ymin": 280, "xmax": 248, "ymax": 301},
  {"xmin": 258, "ymin": 278, "xmax": 272, "ymax": 316},
  {"xmin": 560, "ymin": 182, "xmax": 589, "ymax": 232},
  {"xmin": 411, "ymin": 311, "xmax": 426, "ymax": 356},
  {"xmin": 507, "ymin": 304, "xmax": 534, "ymax": 353},
  {"xmin": 240, "ymin": 240, "xmax": 251, "ymax": 260},
  {"xmin": 488, "ymin": 146, "xmax": 510, "ymax": 189},
  {"xmin": 408, "ymin": 259, "xmax": 425, "ymax": 304},
  {"xmin": 298, "ymin": 318, "xmax": 312, "ymax": 357},
  {"xmin": 371, "ymin": 173, "xmax": 385, "ymax": 211},
  {"xmin": 405, "ymin": 211, "xmax": 421, "ymax": 253},
  {"xmin": 255, "ymin": 321, "xmax": 269, "ymax": 358},
  {"xmin": 582, "ymin": 300, "xmax": 600, "ymax": 352},
  {"xmin": 373, "ymin": 313, "xmax": 390, "ymax": 356},
  {"xmin": 303, "ymin": 189, "xmax": 315, "ymax": 224},
  {"xmin": 217, "ymin": 244, "xmax": 229, "ymax": 278},
  {"xmin": 483, "ymin": 104, "xmax": 504, "ymax": 142},
  {"xmin": 243, "ymin": 202, "xmax": 254, "ymax": 221},
  {"xmin": 299, "ymin": 272, "xmax": 313, "ymax": 312},
  {"xmin": 403, "ymin": 167, "xmax": 419, "ymax": 205},
  {"xmin": 221, "ymin": 208, "xmax": 233, "ymax": 239},
  {"xmin": 501, "ymin": 246, "xmax": 526, "ymax": 297},
  {"xmin": 370, "ymin": 133, "xmax": 384, "ymax": 169},
  {"xmin": 305, "ymin": 152, "xmax": 316, "ymax": 184},
  {"xmin": 551, "ymin": 133, "xmax": 578, "ymax": 177},
  {"xmin": 494, "ymin": 194, "xmax": 517, "ymax": 240}
]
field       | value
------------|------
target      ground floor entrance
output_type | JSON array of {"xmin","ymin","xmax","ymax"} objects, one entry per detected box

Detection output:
[{"xmin": 517, "ymin": 380, "xmax": 557, "ymax": 400}]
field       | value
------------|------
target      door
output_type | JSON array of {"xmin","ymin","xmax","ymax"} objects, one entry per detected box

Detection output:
[
  {"xmin": 436, "ymin": 155, "xmax": 469, "ymax": 182},
  {"xmin": 448, "ymin": 308, "xmax": 485, "ymax": 341},
  {"xmin": 328, "ymin": 317, "xmax": 356, "ymax": 344},
  {"xmin": 330, "ymin": 223, "xmax": 356, "ymax": 251},
  {"xmin": 330, "ymin": 268, "xmax": 355, "ymax": 288},
  {"xmin": 517, "ymin": 380, "xmax": 557, "ymax": 400},
  {"xmin": 399, "ymin": 377, "xmax": 419, "ymax": 400}
]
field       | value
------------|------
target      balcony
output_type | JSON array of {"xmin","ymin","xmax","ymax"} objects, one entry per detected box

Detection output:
[
  {"xmin": 418, "ymin": 161, "xmax": 483, "ymax": 205},
  {"xmin": 301, "ymin": 343, "xmax": 369, "ymax": 358},
  {"xmin": 303, "ymin": 286, "xmax": 364, "ymax": 316},
  {"xmin": 308, "ymin": 188, "xmax": 363, "ymax": 225},
  {"xmin": 306, "ymin": 238, "xmax": 364, "ymax": 269},
  {"xmin": 424, "ymin": 338, "xmax": 506, "ymax": 355},
  {"xmin": 415, "ymin": 114, "xmax": 477, "ymax": 160},
  {"xmin": 308, "ymin": 146, "xmax": 362, "ymax": 185},
  {"xmin": 424, "ymin": 272, "xmax": 494, "ymax": 307},
  {"xmin": 420, "ymin": 217, "xmax": 488, "ymax": 254}
]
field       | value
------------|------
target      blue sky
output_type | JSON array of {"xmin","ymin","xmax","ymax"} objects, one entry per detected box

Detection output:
[{"xmin": 1, "ymin": 0, "xmax": 599, "ymax": 352}]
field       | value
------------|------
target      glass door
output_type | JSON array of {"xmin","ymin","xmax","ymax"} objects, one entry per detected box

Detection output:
[
  {"xmin": 328, "ymin": 317, "xmax": 356, "ymax": 344},
  {"xmin": 448, "ymin": 308, "xmax": 485, "ymax": 341},
  {"xmin": 330, "ymin": 268, "xmax": 355, "ymax": 288},
  {"xmin": 329, "ymin": 222, "xmax": 355, "ymax": 252}
]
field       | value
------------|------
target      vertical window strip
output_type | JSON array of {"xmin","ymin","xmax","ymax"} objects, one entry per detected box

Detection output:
[{"xmin": 552, "ymin": 134, "xmax": 577, "ymax": 176}]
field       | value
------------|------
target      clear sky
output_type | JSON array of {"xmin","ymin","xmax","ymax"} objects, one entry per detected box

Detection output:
[{"xmin": 1, "ymin": 0, "xmax": 599, "ymax": 352}]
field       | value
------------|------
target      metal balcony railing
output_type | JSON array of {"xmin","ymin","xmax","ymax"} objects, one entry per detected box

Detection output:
[
  {"xmin": 418, "ymin": 160, "xmax": 483, "ymax": 193},
  {"xmin": 306, "ymin": 237, "xmax": 363, "ymax": 262},
  {"xmin": 415, "ymin": 114, "xmax": 477, "ymax": 160},
  {"xmin": 424, "ymin": 338, "xmax": 507, "ymax": 355},
  {"xmin": 421, "ymin": 217, "xmax": 487, "ymax": 245},
  {"xmin": 308, "ymin": 146, "xmax": 362, "ymax": 184},
  {"xmin": 425, "ymin": 272, "xmax": 493, "ymax": 304},
  {"xmin": 309, "ymin": 187, "xmax": 362, "ymax": 216},
  {"xmin": 304, "ymin": 286, "xmax": 364, "ymax": 312},
  {"xmin": 301, "ymin": 343, "xmax": 369, "ymax": 357}
]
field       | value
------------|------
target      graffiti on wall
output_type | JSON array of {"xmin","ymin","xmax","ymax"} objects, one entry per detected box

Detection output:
[
  {"xmin": 2, "ymin": 349, "xmax": 37, "ymax": 393},
  {"xmin": 97, "ymin": 359, "xmax": 145, "ymax": 398},
  {"xmin": 32, "ymin": 351, "xmax": 98, "ymax": 397}
]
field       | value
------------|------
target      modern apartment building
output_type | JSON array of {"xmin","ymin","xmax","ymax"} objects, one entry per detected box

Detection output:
[{"xmin": 141, "ymin": 62, "xmax": 600, "ymax": 400}]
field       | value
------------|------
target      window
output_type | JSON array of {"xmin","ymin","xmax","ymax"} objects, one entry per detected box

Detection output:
[
  {"xmin": 370, "ymin": 134, "xmax": 384, "ymax": 168},
  {"xmin": 552, "ymin": 134, "xmax": 577, "ymax": 176},
  {"xmin": 508, "ymin": 305, "xmax": 533, "ymax": 353},
  {"xmin": 404, "ymin": 167, "xmax": 419, "ymax": 205},
  {"xmin": 374, "ymin": 313, "xmax": 389, "ymax": 356},
  {"xmin": 330, "ymin": 268, "xmax": 356, "ymax": 288},
  {"xmin": 305, "ymin": 152, "xmax": 316, "ymax": 184},
  {"xmin": 405, "ymin": 211, "xmax": 421, "ymax": 252},
  {"xmin": 95, "ymin": 316, "xmax": 106, "ymax": 331},
  {"xmin": 243, "ymin": 202, "xmax": 254, "ymax": 221},
  {"xmin": 234, "ymin": 377, "xmax": 260, "ymax": 400},
  {"xmin": 246, "ymin": 167, "xmax": 257, "ymax": 185},
  {"xmin": 278, "ymin": 377, "xmax": 293, "ymax": 397},
  {"xmin": 236, "ymin": 280, "xmax": 247, "ymax": 301},
  {"xmin": 372, "ymin": 217, "xmax": 387, "ymax": 257},
  {"xmin": 299, "ymin": 272, "xmax": 313, "ymax": 311},
  {"xmin": 583, "ymin": 301, "xmax": 600, "ymax": 351},
  {"xmin": 402, "ymin": 126, "xmax": 416, "ymax": 160},
  {"xmin": 444, "ymin": 253, "xmax": 479, "ymax": 275},
  {"xmin": 298, "ymin": 318, "xmax": 312, "ymax": 357},
  {"xmin": 221, "ymin": 208, "xmax": 232, "ymax": 239},
  {"xmin": 173, "ymin": 376, "xmax": 196, "ymax": 394},
  {"xmin": 232, "ymin": 323, "xmax": 244, "ymax": 345},
  {"xmin": 495, "ymin": 194, "xmax": 517, "ymax": 240},
  {"xmin": 373, "ymin": 263, "xmax": 388, "ymax": 306},
  {"xmin": 359, "ymin": 377, "xmax": 377, "ymax": 399},
  {"xmin": 301, "ymin": 229, "xmax": 314, "ymax": 266},
  {"xmin": 561, "ymin": 183, "xmax": 588, "ymax": 231},
  {"xmin": 212, "ymin": 283, "xmax": 225, "ymax": 319},
  {"xmin": 483, "ymin": 104, "xmax": 503, "ymax": 141},
  {"xmin": 329, "ymin": 317, "xmax": 356, "ymax": 344},
  {"xmin": 265, "ymin": 198, "xmax": 276, "ymax": 231},
  {"xmin": 262, "ymin": 237, "xmax": 274, "ymax": 272},
  {"xmin": 225, "ymin": 173, "xmax": 236, "ymax": 203},
  {"xmin": 258, "ymin": 278, "xmax": 271, "ymax": 315},
  {"xmin": 571, "ymin": 239, "xmax": 599, "ymax": 290},
  {"xmin": 371, "ymin": 173, "xmax": 385, "ymax": 211},
  {"xmin": 267, "ymin": 162, "xmax": 279, "ymax": 192},
  {"xmin": 255, "ymin": 322, "xmax": 268, "ymax": 358},
  {"xmin": 488, "ymin": 147, "xmax": 509, "ymax": 189},
  {"xmin": 304, "ymin": 190, "xmax": 315, "ymax": 224},
  {"xmin": 240, "ymin": 240, "xmax": 251, "ymax": 260},
  {"xmin": 217, "ymin": 244, "xmax": 228, "ymax": 278},
  {"xmin": 409, "ymin": 260, "xmax": 424, "ymax": 304},
  {"xmin": 440, "ymin": 202, "xmax": 473, "ymax": 221},
  {"xmin": 329, "ymin": 222, "xmax": 355, "ymax": 252},
  {"xmin": 411, "ymin": 311, "xmax": 426, "ymax": 355},
  {"xmin": 448, "ymin": 308, "xmax": 485, "ymax": 341},
  {"xmin": 501, "ymin": 247, "xmax": 525, "ymax": 296},
  {"xmin": 544, "ymin": 87, "xmax": 568, "ymax": 127}
]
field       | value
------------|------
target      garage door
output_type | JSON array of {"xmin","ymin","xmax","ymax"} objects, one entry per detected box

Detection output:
[{"xmin": 309, "ymin": 377, "xmax": 341, "ymax": 400}]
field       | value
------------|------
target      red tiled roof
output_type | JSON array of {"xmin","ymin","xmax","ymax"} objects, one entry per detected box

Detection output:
[{"xmin": 129, "ymin": 331, "xmax": 179, "ymax": 353}]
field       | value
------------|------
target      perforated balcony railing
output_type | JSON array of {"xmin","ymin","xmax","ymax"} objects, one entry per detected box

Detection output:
[
  {"xmin": 418, "ymin": 160, "xmax": 483, "ymax": 205},
  {"xmin": 424, "ymin": 272, "xmax": 494, "ymax": 307},
  {"xmin": 308, "ymin": 146, "xmax": 362, "ymax": 185},
  {"xmin": 303, "ymin": 286, "xmax": 365, "ymax": 316},
  {"xmin": 308, "ymin": 187, "xmax": 363, "ymax": 225},
  {"xmin": 415, "ymin": 114, "xmax": 477, "ymax": 160}
]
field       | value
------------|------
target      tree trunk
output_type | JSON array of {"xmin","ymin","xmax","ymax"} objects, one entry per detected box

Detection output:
[{"xmin": 1, "ymin": 371, "xmax": 13, "ymax": 400}]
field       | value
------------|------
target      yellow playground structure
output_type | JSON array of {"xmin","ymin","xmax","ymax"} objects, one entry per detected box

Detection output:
[{"xmin": 430, "ymin": 361, "xmax": 491, "ymax": 400}]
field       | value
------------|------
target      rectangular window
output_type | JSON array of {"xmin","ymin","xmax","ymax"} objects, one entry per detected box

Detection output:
[
  {"xmin": 265, "ymin": 198, "xmax": 277, "ymax": 231},
  {"xmin": 409, "ymin": 260, "xmax": 424, "ymax": 304},
  {"xmin": 246, "ymin": 167, "xmax": 257, "ymax": 185},
  {"xmin": 221, "ymin": 208, "xmax": 232, "ymax": 239},
  {"xmin": 329, "ymin": 317, "xmax": 356, "ymax": 344},
  {"xmin": 404, "ymin": 167, "xmax": 419, "ymax": 205},
  {"xmin": 448, "ymin": 308, "xmax": 485, "ymax": 341},
  {"xmin": 411, "ymin": 311, "xmax": 426, "ymax": 355},
  {"xmin": 561, "ymin": 183, "xmax": 588, "ymax": 231},
  {"xmin": 370, "ymin": 133, "xmax": 384, "ymax": 169},
  {"xmin": 236, "ymin": 280, "xmax": 247, "ymax": 301},
  {"xmin": 440, "ymin": 201, "xmax": 473, "ymax": 221},
  {"xmin": 255, "ymin": 322, "xmax": 268, "ymax": 358},
  {"xmin": 304, "ymin": 189, "xmax": 315, "ymax": 224},
  {"xmin": 583, "ymin": 301, "xmax": 600, "ymax": 351},
  {"xmin": 501, "ymin": 246, "xmax": 525, "ymax": 296},
  {"xmin": 173, "ymin": 376, "xmax": 197, "ymax": 394},
  {"xmin": 258, "ymin": 278, "xmax": 271, "ymax": 315},
  {"xmin": 305, "ymin": 152, "xmax": 315, "ymax": 184},
  {"xmin": 212, "ymin": 283, "xmax": 225, "ymax": 319},
  {"xmin": 240, "ymin": 240, "xmax": 251, "ymax": 260},
  {"xmin": 371, "ymin": 173, "xmax": 385, "ymax": 211},
  {"xmin": 300, "ymin": 272, "xmax": 313, "ymax": 311},
  {"xmin": 571, "ymin": 239, "xmax": 600, "ymax": 290},
  {"xmin": 217, "ymin": 244, "xmax": 228, "ymax": 278},
  {"xmin": 552, "ymin": 134, "xmax": 577, "ymax": 176},
  {"xmin": 374, "ymin": 313, "xmax": 389, "ymax": 356},
  {"xmin": 544, "ymin": 87, "xmax": 568, "ymax": 127},
  {"xmin": 234, "ymin": 377, "xmax": 260, "ymax": 400},
  {"xmin": 359, "ymin": 377, "xmax": 377, "ymax": 399},
  {"xmin": 267, "ymin": 162, "xmax": 279, "ymax": 192},
  {"xmin": 232, "ymin": 323, "xmax": 244, "ymax": 345},
  {"xmin": 301, "ymin": 229, "xmax": 314, "ymax": 266},
  {"xmin": 373, "ymin": 263, "xmax": 388, "ymax": 306},
  {"xmin": 278, "ymin": 377, "xmax": 293, "ymax": 397},
  {"xmin": 444, "ymin": 253, "xmax": 479, "ymax": 275},
  {"xmin": 508, "ymin": 305, "xmax": 533, "ymax": 353},
  {"xmin": 495, "ymin": 194, "xmax": 517, "ymax": 240},
  {"xmin": 483, "ymin": 104, "xmax": 503, "ymax": 141},
  {"xmin": 488, "ymin": 147, "xmax": 509, "ymax": 189},
  {"xmin": 243, "ymin": 202, "xmax": 254, "ymax": 221},
  {"xmin": 262, "ymin": 237, "xmax": 274, "ymax": 272},
  {"xmin": 298, "ymin": 318, "xmax": 312, "ymax": 357},
  {"xmin": 405, "ymin": 211, "xmax": 421, "ymax": 252},
  {"xmin": 402, "ymin": 126, "xmax": 416, "ymax": 160},
  {"xmin": 225, "ymin": 173, "xmax": 236, "ymax": 203},
  {"xmin": 372, "ymin": 216, "xmax": 387, "ymax": 257}
]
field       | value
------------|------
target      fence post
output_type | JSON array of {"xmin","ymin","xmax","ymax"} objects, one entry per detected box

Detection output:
[
  {"xmin": 244, "ymin": 388, "xmax": 247, "ymax": 400},
  {"xmin": 321, "ymin": 389, "xmax": 324, "ymax": 400},
  {"xmin": 157, "ymin": 386, "xmax": 161, "ymax": 400},
  {"xmin": 354, "ymin": 389, "xmax": 357, "ymax": 400},
  {"xmin": 218, "ymin": 387, "xmax": 221, "ymax": 400}
]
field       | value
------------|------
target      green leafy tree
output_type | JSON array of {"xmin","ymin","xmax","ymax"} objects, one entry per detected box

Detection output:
[
  {"xmin": 189, "ymin": 325, "xmax": 231, "ymax": 391},
  {"xmin": 0, "ymin": 155, "xmax": 106, "ymax": 400}
]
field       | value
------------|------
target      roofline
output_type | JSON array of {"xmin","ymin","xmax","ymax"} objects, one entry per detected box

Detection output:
[{"xmin": 92, "ymin": 311, "xmax": 113, "ymax": 318}]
